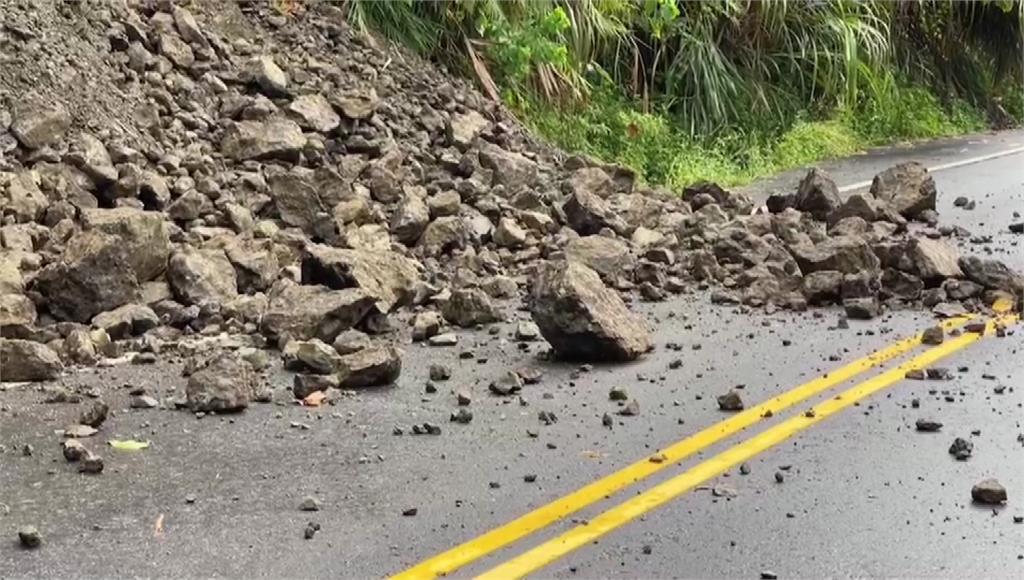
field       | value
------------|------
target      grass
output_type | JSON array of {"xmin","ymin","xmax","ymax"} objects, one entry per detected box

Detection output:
[{"xmin": 515, "ymin": 81, "xmax": 989, "ymax": 188}]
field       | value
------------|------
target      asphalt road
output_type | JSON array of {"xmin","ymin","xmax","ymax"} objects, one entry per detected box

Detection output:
[{"xmin": 2, "ymin": 133, "xmax": 1024, "ymax": 579}]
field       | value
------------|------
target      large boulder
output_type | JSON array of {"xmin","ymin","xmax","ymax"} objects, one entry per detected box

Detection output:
[
  {"xmin": 10, "ymin": 101, "xmax": 70, "ymax": 149},
  {"xmin": 222, "ymin": 238, "xmax": 280, "ymax": 294},
  {"xmin": 33, "ymin": 231, "xmax": 141, "ymax": 322},
  {"xmin": 793, "ymin": 168, "xmax": 841, "ymax": 220},
  {"xmin": 83, "ymin": 208, "xmax": 170, "ymax": 282},
  {"xmin": 790, "ymin": 236, "xmax": 880, "ymax": 275},
  {"xmin": 167, "ymin": 248, "xmax": 238, "ymax": 306},
  {"xmin": 260, "ymin": 280, "xmax": 375, "ymax": 342},
  {"xmin": 869, "ymin": 162, "xmax": 936, "ymax": 220},
  {"xmin": 0, "ymin": 294, "xmax": 36, "ymax": 328},
  {"xmin": 220, "ymin": 120, "xmax": 305, "ymax": 162},
  {"xmin": 301, "ymin": 245, "xmax": 420, "ymax": 312},
  {"xmin": 478, "ymin": 143, "xmax": 537, "ymax": 189},
  {"xmin": 1, "ymin": 339, "xmax": 62, "ymax": 382},
  {"xmin": 337, "ymin": 346, "xmax": 402, "ymax": 388},
  {"xmin": 442, "ymin": 288, "xmax": 504, "ymax": 327},
  {"xmin": 564, "ymin": 236, "xmax": 635, "ymax": 284},
  {"xmin": 910, "ymin": 237, "xmax": 962, "ymax": 282},
  {"xmin": 529, "ymin": 261, "xmax": 651, "ymax": 361},
  {"xmin": 563, "ymin": 189, "xmax": 627, "ymax": 236},
  {"xmin": 185, "ymin": 352, "xmax": 257, "ymax": 412},
  {"xmin": 959, "ymin": 256, "xmax": 1024, "ymax": 294},
  {"xmin": 91, "ymin": 304, "xmax": 159, "ymax": 340}
]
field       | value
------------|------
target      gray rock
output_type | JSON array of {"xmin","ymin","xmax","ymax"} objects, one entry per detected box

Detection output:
[
  {"xmin": 948, "ymin": 437, "xmax": 973, "ymax": 460},
  {"xmin": 223, "ymin": 238, "xmax": 279, "ymax": 294},
  {"xmin": 295, "ymin": 339, "xmax": 343, "ymax": 374},
  {"xmin": 478, "ymin": 143, "xmax": 537, "ymax": 189},
  {"xmin": 843, "ymin": 297, "xmax": 880, "ymax": 320},
  {"xmin": 287, "ymin": 94, "xmax": 340, "ymax": 133},
  {"xmin": 922, "ymin": 326, "xmax": 944, "ymax": 345},
  {"xmin": 332, "ymin": 329, "xmax": 370, "ymax": 355},
  {"xmin": 971, "ymin": 478, "xmax": 1007, "ymax": 504},
  {"xmin": 11, "ymin": 101, "xmax": 70, "ymax": 149},
  {"xmin": 221, "ymin": 120, "xmax": 305, "ymax": 162},
  {"xmin": 442, "ymin": 288, "xmax": 504, "ymax": 327},
  {"xmin": 33, "ymin": 231, "xmax": 141, "ymax": 322},
  {"xmin": 870, "ymin": 162, "xmax": 936, "ymax": 219},
  {"xmin": 17, "ymin": 526, "xmax": 41, "ymax": 549},
  {"xmin": 564, "ymin": 236, "xmax": 635, "ymax": 284},
  {"xmin": 68, "ymin": 133, "xmax": 117, "ymax": 185},
  {"xmin": 185, "ymin": 352, "xmax": 257, "ymax": 412},
  {"xmin": 302, "ymin": 245, "xmax": 420, "ymax": 312},
  {"xmin": 390, "ymin": 190, "xmax": 430, "ymax": 245},
  {"xmin": 801, "ymin": 270, "xmax": 843, "ymax": 304},
  {"xmin": 717, "ymin": 391, "xmax": 744, "ymax": 411},
  {"xmin": 172, "ymin": 6, "xmax": 208, "ymax": 47},
  {"xmin": 790, "ymin": 236, "xmax": 880, "ymax": 275},
  {"xmin": 246, "ymin": 56, "xmax": 289, "ymax": 97},
  {"xmin": 910, "ymin": 237, "xmax": 962, "ymax": 281},
  {"xmin": 167, "ymin": 248, "xmax": 238, "ymax": 307},
  {"xmin": 157, "ymin": 32, "xmax": 194, "ymax": 68},
  {"xmin": 515, "ymin": 321, "xmax": 541, "ymax": 341},
  {"xmin": 0, "ymin": 294, "xmax": 36, "ymax": 328},
  {"xmin": 959, "ymin": 256, "xmax": 1024, "ymax": 294},
  {"xmin": 563, "ymin": 189, "xmax": 625, "ymax": 236},
  {"xmin": 419, "ymin": 216, "xmax": 471, "ymax": 253},
  {"xmin": 493, "ymin": 217, "xmax": 528, "ymax": 249},
  {"xmin": 529, "ymin": 261, "xmax": 651, "ymax": 361},
  {"xmin": 915, "ymin": 418, "xmax": 942, "ymax": 432},
  {"xmin": 0, "ymin": 339, "xmax": 63, "ymax": 382},
  {"xmin": 447, "ymin": 111, "xmax": 489, "ymax": 150},
  {"xmin": 83, "ymin": 208, "xmax": 171, "ymax": 282},
  {"xmin": 337, "ymin": 346, "xmax": 402, "ymax": 388},
  {"xmin": 411, "ymin": 311, "xmax": 442, "ymax": 342},
  {"xmin": 261, "ymin": 281, "xmax": 375, "ymax": 342},
  {"xmin": 793, "ymin": 168, "xmax": 841, "ymax": 220},
  {"xmin": 79, "ymin": 401, "xmax": 108, "ymax": 428},
  {"xmin": 91, "ymin": 304, "xmax": 159, "ymax": 340},
  {"xmin": 330, "ymin": 87, "xmax": 379, "ymax": 120}
]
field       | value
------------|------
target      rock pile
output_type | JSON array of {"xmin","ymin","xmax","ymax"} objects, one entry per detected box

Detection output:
[{"xmin": 0, "ymin": 1, "xmax": 1020, "ymax": 397}]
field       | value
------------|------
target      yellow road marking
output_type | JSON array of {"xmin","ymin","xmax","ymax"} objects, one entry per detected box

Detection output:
[
  {"xmin": 477, "ymin": 314, "xmax": 1017, "ymax": 579},
  {"xmin": 392, "ymin": 316, "xmax": 971, "ymax": 579}
]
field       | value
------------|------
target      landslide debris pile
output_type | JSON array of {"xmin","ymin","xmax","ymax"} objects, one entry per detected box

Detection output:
[{"xmin": 1, "ymin": 1, "xmax": 1021, "ymax": 405}]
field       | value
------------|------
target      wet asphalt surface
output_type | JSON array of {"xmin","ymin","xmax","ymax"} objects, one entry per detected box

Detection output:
[{"xmin": 2, "ymin": 135, "xmax": 1024, "ymax": 578}]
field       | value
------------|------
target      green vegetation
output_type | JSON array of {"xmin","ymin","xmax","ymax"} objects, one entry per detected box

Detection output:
[{"xmin": 341, "ymin": 0, "xmax": 1023, "ymax": 188}]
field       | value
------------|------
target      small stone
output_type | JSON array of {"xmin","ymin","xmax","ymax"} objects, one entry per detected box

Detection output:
[
  {"xmin": 523, "ymin": 474, "xmax": 537, "ymax": 483},
  {"xmin": 717, "ymin": 391, "xmax": 744, "ymax": 411},
  {"xmin": 489, "ymin": 371, "xmax": 523, "ymax": 396},
  {"xmin": 130, "ymin": 395, "xmax": 159, "ymax": 409},
  {"xmin": 971, "ymin": 478, "xmax": 1007, "ymax": 504},
  {"xmin": 774, "ymin": 472, "xmax": 784, "ymax": 483},
  {"xmin": 299, "ymin": 496, "xmax": 321, "ymax": 512},
  {"xmin": 79, "ymin": 401, "xmax": 109, "ymax": 428},
  {"xmin": 602, "ymin": 413, "xmax": 614, "ymax": 428},
  {"xmin": 80, "ymin": 452, "xmax": 104, "ymax": 474},
  {"xmin": 428, "ymin": 333, "xmax": 458, "ymax": 347},
  {"xmin": 905, "ymin": 369, "xmax": 925, "ymax": 380},
  {"xmin": 402, "ymin": 507, "xmax": 418, "ymax": 517},
  {"xmin": 185, "ymin": 495, "xmax": 196, "ymax": 504},
  {"xmin": 429, "ymin": 364, "xmax": 451, "ymax": 381},
  {"xmin": 761, "ymin": 571, "xmax": 778, "ymax": 580},
  {"xmin": 925, "ymin": 367, "xmax": 952, "ymax": 380},
  {"xmin": 915, "ymin": 418, "xmax": 943, "ymax": 432},
  {"xmin": 609, "ymin": 387, "xmax": 628, "ymax": 401},
  {"xmin": 948, "ymin": 437, "xmax": 973, "ymax": 460},
  {"xmin": 515, "ymin": 321, "xmax": 540, "ymax": 342},
  {"xmin": 450, "ymin": 408, "xmax": 473, "ymax": 424},
  {"xmin": 62, "ymin": 439, "xmax": 87, "ymax": 462},
  {"xmin": 18, "ymin": 526, "xmax": 41, "ymax": 549},
  {"xmin": 921, "ymin": 326, "xmax": 944, "ymax": 345},
  {"xmin": 739, "ymin": 463, "xmax": 751, "ymax": 475},
  {"xmin": 618, "ymin": 400, "xmax": 640, "ymax": 416},
  {"xmin": 303, "ymin": 522, "xmax": 320, "ymax": 539}
]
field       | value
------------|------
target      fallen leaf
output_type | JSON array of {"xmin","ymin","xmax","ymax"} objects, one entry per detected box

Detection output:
[
  {"xmin": 302, "ymin": 391, "xmax": 327, "ymax": 407},
  {"xmin": 108, "ymin": 439, "xmax": 150, "ymax": 451}
]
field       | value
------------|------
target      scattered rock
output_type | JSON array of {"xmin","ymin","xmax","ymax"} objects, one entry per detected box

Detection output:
[
  {"xmin": 915, "ymin": 418, "xmax": 942, "ymax": 432},
  {"xmin": 185, "ymin": 352, "xmax": 257, "ymax": 412},
  {"xmin": 717, "ymin": 391, "xmax": 744, "ymax": 411},
  {"xmin": 921, "ymin": 326, "xmax": 944, "ymax": 345},
  {"xmin": 529, "ymin": 261, "xmax": 651, "ymax": 362},
  {"xmin": 971, "ymin": 479, "xmax": 1007, "ymax": 505},
  {"xmin": 0, "ymin": 339, "xmax": 63, "ymax": 382},
  {"xmin": 298, "ymin": 496, "xmax": 321, "ymax": 512},
  {"xmin": 948, "ymin": 437, "xmax": 973, "ymax": 460},
  {"xmin": 17, "ymin": 526, "xmax": 41, "ymax": 549}
]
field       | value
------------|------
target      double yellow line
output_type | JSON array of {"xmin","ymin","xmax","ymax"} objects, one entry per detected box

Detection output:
[{"xmin": 394, "ymin": 309, "xmax": 1015, "ymax": 579}]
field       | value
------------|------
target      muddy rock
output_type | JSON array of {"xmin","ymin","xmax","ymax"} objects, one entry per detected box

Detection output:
[
  {"xmin": 185, "ymin": 352, "xmax": 257, "ymax": 412},
  {"xmin": 529, "ymin": 261, "xmax": 650, "ymax": 361},
  {"xmin": 0, "ymin": 339, "xmax": 63, "ymax": 382}
]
